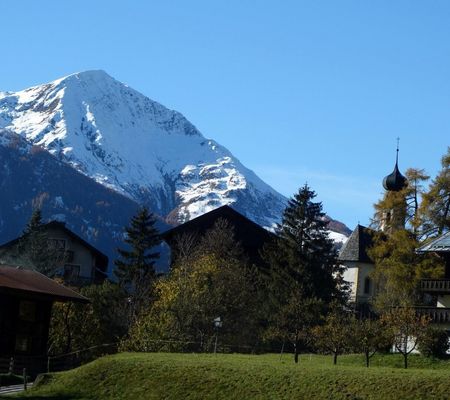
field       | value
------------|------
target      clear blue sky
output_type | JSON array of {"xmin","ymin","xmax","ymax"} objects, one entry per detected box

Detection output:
[{"xmin": 1, "ymin": 1, "xmax": 449, "ymax": 229}]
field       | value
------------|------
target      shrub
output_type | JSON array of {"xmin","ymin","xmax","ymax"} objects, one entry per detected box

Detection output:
[{"xmin": 419, "ymin": 327, "xmax": 449, "ymax": 359}]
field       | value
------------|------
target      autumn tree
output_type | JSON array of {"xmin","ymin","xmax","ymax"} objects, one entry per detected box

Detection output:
[
  {"xmin": 381, "ymin": 305, "xmax": 430, "ymax": 369},
  {"xmin": 352, "ymin": 318, "xmax": 389, "ymax": 367},
  {"xmin": 49, "ymin": 281, "xmax": 128, "ymax": 354},
  {"xmin": 312, "ymin": 305, "xmax": 352, "ymax": 365},
  {"xmin": 421, "ymin": 147, "xmax": 450, "ymax": 237},
  {"xmin": 122, "ymin": 220, "xmax": 262, "ymax": 352},
  {"xmin": 369, "ymin": 229, "xmax": 442, "ymax": 310}
]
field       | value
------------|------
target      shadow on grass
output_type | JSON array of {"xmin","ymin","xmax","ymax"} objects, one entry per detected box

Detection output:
[{"xmin": 0, "ymin": 395, "xmax": 83, "ymax": 400}]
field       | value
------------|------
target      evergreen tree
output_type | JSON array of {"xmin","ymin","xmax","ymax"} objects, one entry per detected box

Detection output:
[
  {"xmin": 24, "ymin": 209, "xmax": 43, "ymax": 234},
  {"xmin": 114, "ymin": 207, "xmax": 161, "ymax": 322},
  {"xmin": 263, "ymin": 184, "xmax": 348, "ymax": 362},
  {"xmin": 8, "ymin": 209, "xmax": 63, "ymax": 277},
  {"xmin": 271, "ymin": 184, "xmax": 346, "ymax": 303}
]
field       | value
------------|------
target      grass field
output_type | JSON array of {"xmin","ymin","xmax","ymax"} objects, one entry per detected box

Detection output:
[{"xmin": 5, "ymin": 352, "xmax": 450, "ymax": 400}]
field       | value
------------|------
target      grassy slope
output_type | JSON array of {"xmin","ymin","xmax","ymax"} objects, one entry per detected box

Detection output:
[{"xmin": 6, "ymin": 353, "xmax": 450, "ymax": 400}]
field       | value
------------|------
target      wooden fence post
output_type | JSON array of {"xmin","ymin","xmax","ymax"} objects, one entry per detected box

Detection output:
[
  {"xmin": 9, "ymin": 357, "xmax": 14, "ymax": 374},
  {"xmin": 23, "ymin": 368, "xmax": 27, "ymax": 391}
]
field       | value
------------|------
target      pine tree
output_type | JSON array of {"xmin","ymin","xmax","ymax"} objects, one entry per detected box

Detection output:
[{"xmin": 114, "ymin": 207, "xmax": 161, "ymax": 321}]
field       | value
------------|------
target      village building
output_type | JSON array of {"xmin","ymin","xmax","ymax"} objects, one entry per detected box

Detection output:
[
  {"xmin": 0, "ymin": 221, "xmax": 108, "ymax": 286},
  {"xmin": 0, "ymin": 265, "xmax": 88, "ymax": 376},
  {"xmin": 162, "ymin": 205, "xmax": 276, "ymax": 267},
  {"xmin": 338, "ymin": 224, "xmax": 376, "ymax": 312},
  {"xmin": 339, "ymin": 144, "xmax": 409, "ymax": 315},
  {"xmin": 417, "ymin": 232, "xmax": 450, "ymax": 328}
]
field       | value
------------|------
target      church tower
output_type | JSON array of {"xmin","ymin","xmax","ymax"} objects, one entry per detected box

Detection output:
[{"xmin": 380, "ymin": 140, "xmax": 408, "ymax": 233}]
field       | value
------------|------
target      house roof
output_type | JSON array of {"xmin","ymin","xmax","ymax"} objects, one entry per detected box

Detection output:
[
  {"xmin": 163, "ymin": 205, "xmax": 276, "ymax": 243},
  {"xmin": 0, "ymin": 265, "xmax": 89, "ymax": 303},
  {"xmin": 338, "ymin": 224, "xmax": 375, "ymax": 263},
  {"xmin": 417, "ymin": 232, "xmax": 450, "ymax": 253},
  {"xmin": 162, "ymin": 205, "xmax": 276, "ymax": 264},
  {"xmin": 0, "ymin": 221, "xmax": 108, "ymax": 271}
]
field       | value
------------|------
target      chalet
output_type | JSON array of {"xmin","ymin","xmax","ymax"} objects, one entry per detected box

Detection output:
[
  {"xmin": 417, "ymin": 232, "xmax": 450, "ymax": 329},
  {"xmin": 0, "ymin": 221, "xmax": 108, "ymax": 286},
  {"xmin": 0, "ymin": 265, "xmax": 88, "ymax": 375},
  {"xmin": 162, "ymin": 205, "xmax": 276, "ymax": 267}
]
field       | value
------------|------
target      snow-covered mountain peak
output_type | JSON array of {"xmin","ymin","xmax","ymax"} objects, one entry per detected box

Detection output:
[{"xmin": 0, "ymin": 71, "xmax": 290, "ymax": 228}]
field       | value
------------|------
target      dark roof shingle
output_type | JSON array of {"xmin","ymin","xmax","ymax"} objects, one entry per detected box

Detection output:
[{"xmin": 338, "ymin": 224, "xmax": 375, "ymax": 263}]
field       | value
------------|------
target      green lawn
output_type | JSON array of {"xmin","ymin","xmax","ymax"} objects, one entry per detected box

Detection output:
[{"xmin": 5, "ymin": 352, "xmax": 450, "ymax": 400}]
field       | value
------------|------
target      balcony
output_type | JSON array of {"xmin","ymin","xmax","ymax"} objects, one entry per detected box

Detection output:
[
  {"xmin": 420, "ymin": 279, "xmax": 450, "ymax": 294},
  {"xmin": 416, "ymin": 307, "xmax": 450, "ymax": 324}
]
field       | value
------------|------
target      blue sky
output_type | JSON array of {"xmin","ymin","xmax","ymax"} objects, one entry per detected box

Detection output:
[{"xmin": 1, "ymin": 1, "xmax": 449, "ymax": 229}]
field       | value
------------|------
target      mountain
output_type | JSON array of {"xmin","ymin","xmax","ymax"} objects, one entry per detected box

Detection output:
[
  {"xmin": 0, "ymin": 70, "xmax": 287, "ymax": 228},
  {"xmin": 0, "ymin": 129, "xmax": 173, "ymax": 271},
  {"xmin": 0, "ymin": 71, "xmax": 350, "ymax": 266}
]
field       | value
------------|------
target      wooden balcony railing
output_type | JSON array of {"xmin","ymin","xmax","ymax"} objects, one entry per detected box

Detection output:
[
  {"xmin": 416, "ymin": 307, "xmax": 450, "ymax": 324},
  {"xmin": 420, "ymin": 279, "xmax": 450, "ymax": 293}
]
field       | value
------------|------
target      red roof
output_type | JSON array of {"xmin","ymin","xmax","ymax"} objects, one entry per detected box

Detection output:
[{"xmin": 0, "ymin": 265, "xmax": 89, "ymax": 303}]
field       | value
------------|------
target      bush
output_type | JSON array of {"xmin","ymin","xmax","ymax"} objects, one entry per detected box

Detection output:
[{"xmin": 419, "ymin": 327, "xmax": 449, "ymax": 358}]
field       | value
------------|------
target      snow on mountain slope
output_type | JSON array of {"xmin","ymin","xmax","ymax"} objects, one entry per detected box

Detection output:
[{"xmin": 0, "ymin": 70, "xmax": 286, "ymax": 228}]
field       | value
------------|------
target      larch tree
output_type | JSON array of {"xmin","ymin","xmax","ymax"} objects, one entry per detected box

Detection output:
[{"xmin": 420, "ymin": 147, "xmax": 450, "ymax": 237}]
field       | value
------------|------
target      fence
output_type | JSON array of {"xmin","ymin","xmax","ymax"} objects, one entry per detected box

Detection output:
[{"xmin": 47, "ymin": 343, "xmax": 118, "ymax": 372}]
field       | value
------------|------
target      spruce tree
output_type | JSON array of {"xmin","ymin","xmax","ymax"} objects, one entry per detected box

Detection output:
[
  {"xmin": 15, "ymin": 209, "xmax": 63, "ymax": 277},
  {"xmin": 264, "ymin": 184, "xmax": 347, "ymax": 363},
  {"xmin": 274, "ymin": 184, "xmax": 345, "ymax": 303},
  {"xmin": 115, "ymin": 207, "xmax": 161, "ymax": 321}
]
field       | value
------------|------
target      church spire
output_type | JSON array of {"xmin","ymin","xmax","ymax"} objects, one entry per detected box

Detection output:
[{"xmin": 382, "ymin": 138, "xmax": 407, "ymax": 192}]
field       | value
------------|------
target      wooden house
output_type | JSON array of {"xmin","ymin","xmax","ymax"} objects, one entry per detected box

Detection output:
[
  {"xmin": 0, "ymin": 265, "xmax": 88, "ymax": 375},
  {"xmin": 0, "ymin": 221, "xmax": 108, "ymax": 286},
  {"xmin": 163, "ymin": 205, "xmax": 276, "ymax": 267}
]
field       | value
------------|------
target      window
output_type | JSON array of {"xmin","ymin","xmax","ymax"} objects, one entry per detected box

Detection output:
[
  {"xmin": 64, "ymin": 264, "xmax": 80, "ymax": 281},
  {"xmin": 364, "ymin": 277, "xmax": 371, "ymax": 295},
  {"xmin": 19, "ymin": 301, "xmax": 36, "ymax": 322},
  {"xmin": 48, "ymin": 238, "xmax": 66, "ymax": 250},
  {"xmin": 15, "ymin": 335, "xmax": 30, "ymax": 353}
]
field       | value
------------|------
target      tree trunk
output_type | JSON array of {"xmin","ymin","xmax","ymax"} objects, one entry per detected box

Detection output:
[
  {"xmin": 404, "ymin": 353, "xmax": 408, "ymax": 369},
  {"xmin": 294, "ymin": 341, "xmax": 299, "ymax": 364},
  {"xmin": 365, "ymin": 350, "xmax": 370, "ymax": 368},
  {"xmin": 333, "ymin": 352, "xmax": 337, "ymax": 365}
]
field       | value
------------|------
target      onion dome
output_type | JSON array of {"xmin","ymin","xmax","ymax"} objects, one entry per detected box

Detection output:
[{"xmin": 382, "ymin": 142, "xmax": 407, "ymax": 191}]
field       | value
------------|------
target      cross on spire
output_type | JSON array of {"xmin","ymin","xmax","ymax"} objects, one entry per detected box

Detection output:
[{"xmin": 396, "ymin": 137, "xmax": 400, "ymax": 164}]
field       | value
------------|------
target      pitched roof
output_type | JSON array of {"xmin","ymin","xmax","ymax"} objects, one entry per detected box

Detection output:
[
  {"xmin": 163, "ymin": 205, "xmax": 275, "ymax": 242},
  {"xmin": 0, "ymin": 265, "xmax": 89, "ymax": 303},
  {"xmin": 338, "ymin": 224, "xmax": 375, "ymax": 263},
  {"xmin": 417, "ymin": 232, "xmax": 450, "ymax": 253},
  {"xmin": 0, "ymin": 221, "xmax": 108, "ymax": 271},
  {"xmin": 162, "ymin": 205, "xmax": 276, "ymax": 264}
]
